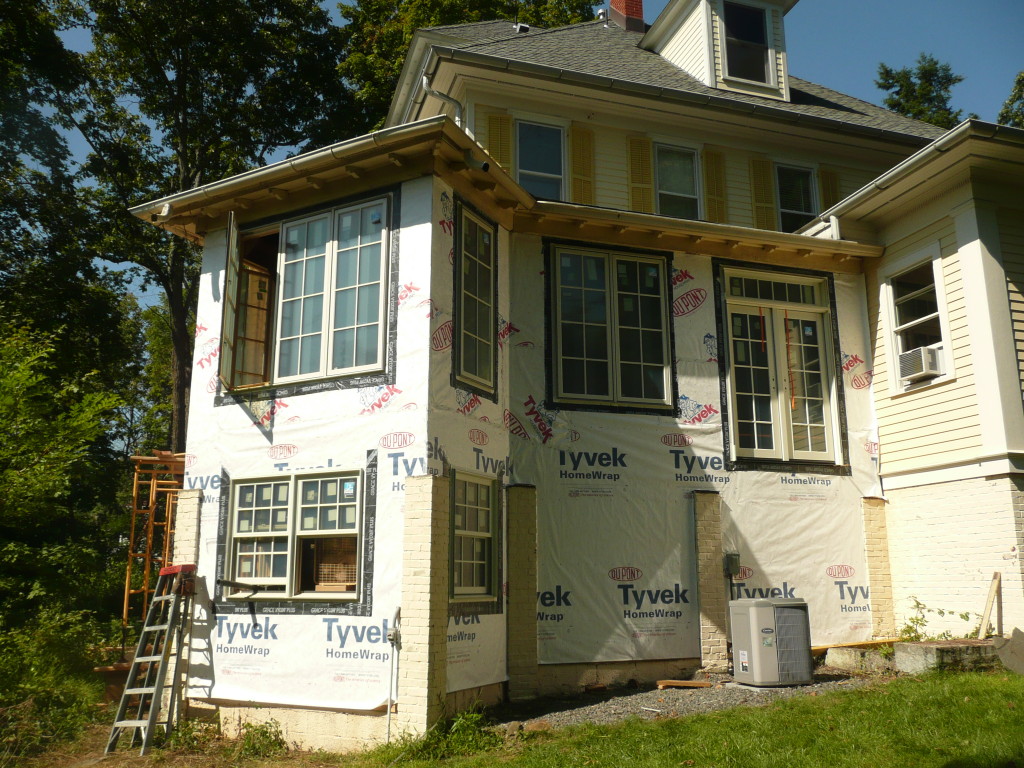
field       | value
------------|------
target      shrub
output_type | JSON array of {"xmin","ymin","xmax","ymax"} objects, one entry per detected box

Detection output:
[{"xmin": 234, "ymin": 719, "xmax": 287, "ymax": 759}]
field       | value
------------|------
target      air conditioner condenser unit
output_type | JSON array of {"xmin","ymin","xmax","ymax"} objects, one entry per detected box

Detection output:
[
  {"xmin": 898, "ymin": 345, "xmax": 942, "ymax": 382},
  {"xmin": 729, "ymin": 598, "xmax": 813, "ymax": 686}
]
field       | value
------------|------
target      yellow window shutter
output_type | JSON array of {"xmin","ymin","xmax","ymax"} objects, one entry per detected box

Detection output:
[
  {"xmin": 750, "ymin": 156, "xmax": 777, "ymax": 231},
  {"xmin": 569, "ymin": 124, "xmax": 595, "ymax": 205},
  {"xmin": 818, "ymin": 167, "xmax": 840, "ymax": 211},
  {"xmin": 628, "ymin": 136, "xmax": 654, "ymax": 214},
  {"xmin": 702, "ymin": 148, "xmax": 728, "ymax": 224},
  {"xmin": 486, "ymin": 113, "xmax": 513, "ymax": 170}
]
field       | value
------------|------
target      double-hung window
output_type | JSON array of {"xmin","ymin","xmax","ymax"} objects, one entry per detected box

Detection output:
[
  {"xmin": 655, "ymin": 145, "xmax": 700, "ymax": 219},
  {"xmin": 881, "ymin": 245, "xmax": 950, "ymax": 390},
  {"xmin": 722, "ymin": 267, "xmax": 838, "ymax": 463},
  {"xmin": 553, "ymin": 246, "xmax": 672, "ymax": 409},
  {"xmin": 516, "ymin": 121, "xmax": 564, "ymax": 200},
  {"xmin": 455, "ymin": 205, "xmax": 496, "ymax": 393},
  {"xmin": 451, "ymin": 474, "xmax": 498, "ymax": 598},
  {"xmin": 722, "ymin": 1, "xmax": 770, "ymax": 83},
  {"xmin": 775, "ymin": 165, "xmax": 816, "ymax": 232},
  {"xmin": 229, "ymin": 473, "xmax": 362, "ymax": 598},
  {"xmin": 220, "ymin": 197, "xmax": 390, "ymax": 390}
]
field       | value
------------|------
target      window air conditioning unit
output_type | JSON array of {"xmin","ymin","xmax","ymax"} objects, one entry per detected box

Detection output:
[
  {"xmin": 729, "ymin": 598, "xmax": 813, "ymax": 686},
  {"xmin": 898, "ymin": 345, "xmax": 943, "ymax": 382}
]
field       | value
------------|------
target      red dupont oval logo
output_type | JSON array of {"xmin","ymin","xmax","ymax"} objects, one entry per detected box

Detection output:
[
  {"xmin": 852, "ymin": 371, "xmax": 874, "ymax": 390},
  {"xmin": 379, "ymin": 432, "xmax": 415, "ymax": 449},
  {"xmin": 661, "ymin": 433, "xmax": 693, "ymax": 447},
  {"xmin": 671, "ymin": 288, "xmax": 708, "ymax": 317},
  {"xmin": 431, "ymin": 320, "xmax": 454, "ymax": 351},
  {"xmin": 733, "ymin": 566, "xmax": 754, "ymax": 581},
  {"xmin": 184, "ymin": 454, "xmax": 198, "ymax": 468},
  {"xmin": 827, "ymin": 564, "xmax": 856, "ymax": 578},
  {"xmin": 267, "ymin": 444, "xmax": 299, "ymax": 460},
  {"xmin": 468, "ymin": 429, "xmax": 489, "ymax": 446},
  {"xmin": 608, "ymin": 566, "xmax": 643, "ymax": 582},
  {"xmin": 567, "ymin": 430, "xmax": 581, "ymax": 442}
]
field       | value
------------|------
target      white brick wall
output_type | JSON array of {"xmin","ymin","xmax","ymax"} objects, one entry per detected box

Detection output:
[{"xmin": 885, "ymin": 474, "xmax": 1023, "ymax": 636}]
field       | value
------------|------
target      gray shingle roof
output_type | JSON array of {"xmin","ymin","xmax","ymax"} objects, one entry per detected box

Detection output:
[{"xmin": 426, "ymin": 20, "xmax": 945, "ymax": 142}]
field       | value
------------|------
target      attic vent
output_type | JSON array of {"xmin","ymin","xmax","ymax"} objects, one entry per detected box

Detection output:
[{"xmin": 513, "ymin": 22, "xmax": 530, "ymax": 33}]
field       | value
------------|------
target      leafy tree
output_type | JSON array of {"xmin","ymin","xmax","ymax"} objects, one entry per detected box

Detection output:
[
  {"xmin": 998, "ymin": 71, "xmax": 1024, "ymax": 128},
  {"xmin": 875, "ymin": 53, "xmax": 973, "ymax": 129},
  {"xmin": 339, "ymin": 0, "xmax": 596, "ymax": 132},
  {"xmin": 66, "ymin": 0, "xmax": 354, "ymax": 452}
]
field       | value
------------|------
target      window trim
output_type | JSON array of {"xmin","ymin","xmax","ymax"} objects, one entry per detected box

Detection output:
[
  {"xmin": 654, "ymin": 143, "xmax": 702, "ymax": 220},
  {"xmin": 514, "ymin": 118, "xmax": 566, "ymax": 200},
  {"xmin": 879, "ymin": 243, "xmax": 955, "ymax": 395},
  {"xmin": 547, "ymin": 241, "xmax": 676, "ymax": 413},
  {"xmin": 775, "ymin": 163, "xmax": 817, "ymax": 233},
  {"xmin": 225, "ymin": 470, "xmax": 365, "ymax": 601},
  {"xmin": 715, "ymin": 261, "xmax": 851, "ymax": 473},
  {"xmin": 453, "ymin": 200, "xmax": 498, "ymax": 397},
  {"xmin": 720, "ymin": 0, "xmax": 776, "ymax": 87}
]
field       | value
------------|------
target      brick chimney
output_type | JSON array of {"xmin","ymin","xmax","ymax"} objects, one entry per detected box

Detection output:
[{"xmin": 609, "ymin": 0, "xmax": 645, "ymax": 32}]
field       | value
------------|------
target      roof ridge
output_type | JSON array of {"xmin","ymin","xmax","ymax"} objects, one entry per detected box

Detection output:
[{"xmin": 449, "ymin": 18, "xmax": 613, "ymax": 51}]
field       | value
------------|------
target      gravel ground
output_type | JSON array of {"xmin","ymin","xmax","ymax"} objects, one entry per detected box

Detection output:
[{"xmin": 487, "ymin": 668, "xmax": 880, "ymax": 733}]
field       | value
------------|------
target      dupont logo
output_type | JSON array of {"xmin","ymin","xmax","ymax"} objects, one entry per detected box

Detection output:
[
  {"xmin": 184, "ymin": 454, "xmax": 198, "ymax": 468},
  {"xmin": 671, "ymin": 288, "xmax": 708, "ymax": 317},
  {"xmin": 379, "ymin": 432, "xmax": 415, "ymax": 450},
  {"xmin": 468, "ymin": 429, "xmax": 489, "ymax": 446},
  {"xmin": 206, "ymin": 375, "xmax": 218, "ymax": 394},
  {"xmin": 267, "ymin": 444, "xmax": 299, "ymax": 460},
  {"xmin": 504, "ymin": 409, "xmax": 530, "ymax": 440},
  {"xmin": 515, "ymin": 340, "xmax": 536, "ymax": 348},
  {"xmin": 661, "ymin": 433, "xmax": 693, "ymax": 447},
  {"xmin": 608, "ymin": 566, "xmax": 643, "ymax": 582},
  {"xmin": 826, "ymin": 564, "xmax": 856, "ymax": 579},
  {"xmin": 851, "ymin": 370, "xmax": 874, "ymax": 390},
  {"xmin": 431, "ymin": 320, "xmax": 454, "ymax": 351},
  {"xmin": 417, "ymin": 298, "xmax": 440, "ymax": 319},
  {"xmin": 567, "ymin": 429, "xmax": 581, "ymax": 442},
  {"xmin": 732, "ymin": 566, "xmax": 754, "ymax": 581}
]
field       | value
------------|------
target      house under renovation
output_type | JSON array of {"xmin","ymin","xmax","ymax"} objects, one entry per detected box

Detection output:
[{"xmin": 130, "ymin": 0, "xmax": 1024, "ymax": 751}]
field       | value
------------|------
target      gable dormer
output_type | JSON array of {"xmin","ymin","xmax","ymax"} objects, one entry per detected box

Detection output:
[{"xmin": 641, "ymin": 0, "xmax": 797, "ymax": 101}]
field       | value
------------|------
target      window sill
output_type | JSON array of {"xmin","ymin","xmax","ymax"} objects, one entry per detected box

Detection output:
[
  {"xmin": 725, "ymin": 458, "xmax": 852, "ymax": 476},
  {"xmin": 448, "ymin": 595, "xmax": 501, "ymax": 617},
  {"xmin": 889, "ymin": 373, "xmax": 956, "ymax": 399}
]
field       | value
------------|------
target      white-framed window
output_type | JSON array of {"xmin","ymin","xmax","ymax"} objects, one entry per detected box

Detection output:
[
  {"xmin": 655, "ymin": 144, "xmax": 701, "ymax": 219},
  {"xmin": 219, "ymin": 196, "xmax": 390, "ymax": 390},
  {"xmin": 228, "ymin": 473, "xmax": 362, "ymax": 598},
  {"xmin": 516, "ymin": 120, "xmax": 565, "ymax": 200},
  {"xmin": 776, "ymin": 165, "xmax": 816, "ymax": 233},
  {"xmin": 722, "ymin": 1, "xmax": 771, "ymax": 84},
  {"xmin": 880, "ymin": 244, "xmax": 952, "ymax": 392},
  {"xmin": 456, "ymin": 204, "xmax": 496, "ymax": 393},
  {"xmin": 451, "ymin": 474, "xmax": 498, "ymax": 598},
  {"xmin": 722, "ymin": 267, "xmax": 838, "ymax": 463},
  {"xmin": 553, "ymin": 246, "xmax": 672, "ymax": 409}
]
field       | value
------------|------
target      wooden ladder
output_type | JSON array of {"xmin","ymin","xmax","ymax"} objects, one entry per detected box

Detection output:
[{"xmin": 106, "ymin": 564, "xmax": 195, "ymax": 755}]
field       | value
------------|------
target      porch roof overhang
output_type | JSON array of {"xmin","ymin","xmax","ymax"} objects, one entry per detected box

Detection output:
[{"xmin": 130, "ymin": 115, "xmax": 533, "ymax": 243}]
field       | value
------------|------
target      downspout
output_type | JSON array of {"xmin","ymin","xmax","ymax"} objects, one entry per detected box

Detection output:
[{"xmin": 422, "ymin": 74, "xmax": 463, "ymax": 128}]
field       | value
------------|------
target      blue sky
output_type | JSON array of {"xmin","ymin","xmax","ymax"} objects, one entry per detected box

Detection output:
[{"xmin": 640, "ymin": 0, "xmax": 1021, "ymax": 122}]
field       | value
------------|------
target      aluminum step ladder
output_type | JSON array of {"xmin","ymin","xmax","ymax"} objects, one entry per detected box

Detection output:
[{"xmin": 106, "ymin": 563, "xmax": 195, "ymax": 755}]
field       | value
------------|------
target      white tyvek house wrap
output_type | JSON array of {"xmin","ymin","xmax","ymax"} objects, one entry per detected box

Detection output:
[
  {"xmin": 426, "ymin": 179, "xmax": 510, "ymax": 694},
  {"xmin": 506, "ymin": 240, "xmax": 882, "ymax": 663},
  {"xmin": 182, "ymin": 178, "xmax": 453, "ymax": 710}
]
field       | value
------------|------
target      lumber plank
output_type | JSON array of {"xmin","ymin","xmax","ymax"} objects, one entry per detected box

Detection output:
[{"xmin": 656, "ymin": 680, "xmax": 713, "ymax": 689}]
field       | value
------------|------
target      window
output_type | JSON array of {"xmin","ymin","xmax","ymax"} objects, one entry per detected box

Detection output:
[
  {"xmin": 552, "ymin": 246, "xmax": 672, "ymax": 409},
  {"xmin": 776, "ymin": 165, "xmax": 816, "ymax": 232},
  {"xmin": 451, "ymin": 475, "xmax": 497, "ymax": 598},
  {"xmin": 219, "ymin": 197, "xmax": 390, "ymax": 390},
  {"xmin": 656, "ymin": 145, "xmax": 700, "ymax": 219},
  {"xmin": 881, "ymin": 246, "xmax": 950, "ymax": 390},
  {"xmin": 723, "ymin": 2, "xmax": 769, "ymax": 83},
  {"xmin": 517, "ymin": 121, "xmax": 564, "ymax": 199},
  {"xmin": 229, "ymin": 473, "xmax": 362, "ymax": 597},
  {"xmin": 722, "ymin": 267, "xmax": 838, "ymax": 463},
  {"xmin": 455, "ymin": 205, "xmax": 496, "ymax": 392}
]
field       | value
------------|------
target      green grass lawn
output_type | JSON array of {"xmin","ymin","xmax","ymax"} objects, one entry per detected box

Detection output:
[{"xmin": 366, "ymin": 672, "xmax": 1024, "ymax": 768}]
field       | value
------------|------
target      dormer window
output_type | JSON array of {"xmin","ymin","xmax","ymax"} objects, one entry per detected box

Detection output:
[{"xmin": 723, "ymin": 2, "xmax": 769, "ymax": 84}]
